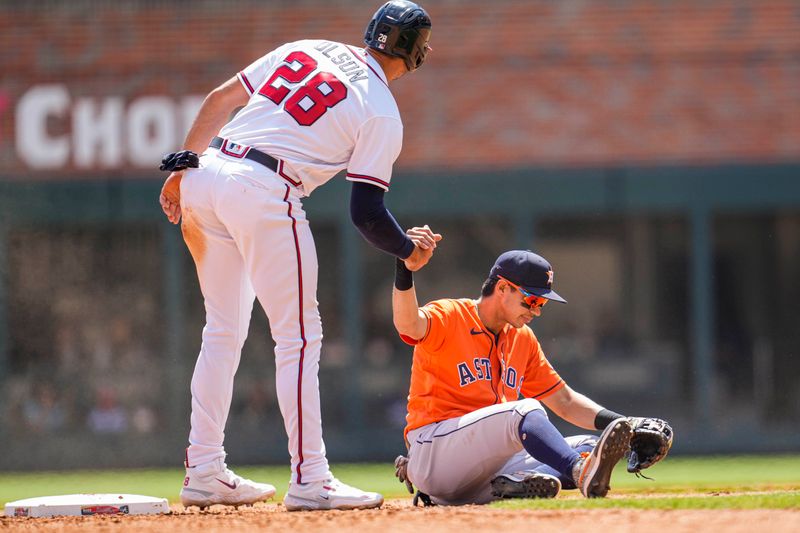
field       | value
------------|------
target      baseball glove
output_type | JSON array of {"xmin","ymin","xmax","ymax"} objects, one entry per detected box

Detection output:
[
  {"xmin": 159, "ymin": 150, "xmax": 199, "ymax": 172},
  {"xmin": 627, "ymin": 417, "xmax": 673, "ymax": 474}
]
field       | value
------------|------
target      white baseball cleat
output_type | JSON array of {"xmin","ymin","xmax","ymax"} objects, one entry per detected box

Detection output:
[
  {"xmin": 180, "ymin": 457, "xmax": 276, "ymax": 508},
  {"xmin": 283, "ymin": 477, "xmax": 384, "ymax": 511},
  {"xmin": 574, "ymin": 418, "xmax": 633, "ymax": 498}
]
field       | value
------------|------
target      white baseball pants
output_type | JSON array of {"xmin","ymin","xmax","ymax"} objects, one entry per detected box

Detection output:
[{"xmin": 180, "ymin": 150, "xmax": 330, "ymax": 484}]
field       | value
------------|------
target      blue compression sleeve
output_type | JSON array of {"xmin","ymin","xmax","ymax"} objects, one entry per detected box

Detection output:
[
  {"xmin": 518, "ymin": 410, "xmax": 582, "ymax": 479},
  {"xmin": 350, "ymin": 182, "xmax": 414, "ymax": 259}
]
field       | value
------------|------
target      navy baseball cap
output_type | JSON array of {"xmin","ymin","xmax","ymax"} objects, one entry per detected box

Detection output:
[{"xmin": 489, "ymin": 250, "xmax": 567, "ymax": 304}]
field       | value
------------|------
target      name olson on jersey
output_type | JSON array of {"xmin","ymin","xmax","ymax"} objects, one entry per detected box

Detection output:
[
  {"xmin": 314, "ymin": 42, "xmax": 368, "ymax": 83},
  {"xmin": 457, "ymin": 359, "xmax": 520, "ymax": 390}
]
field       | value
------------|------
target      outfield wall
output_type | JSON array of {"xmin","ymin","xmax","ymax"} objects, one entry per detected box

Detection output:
[
  {"xmin": 0, "ymin": 0, "xmax": 798, "ymax": 469},
  {"xmin": 2, "ymin": 0, "xmax": 799, "ymax": 178},
  {"xmin": 1, "ymin": 166, "xmax": 798, "ymax": 470}
]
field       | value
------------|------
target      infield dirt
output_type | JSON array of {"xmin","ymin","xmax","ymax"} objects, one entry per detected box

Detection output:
[{"xmin": 2, "ymin": 499, "xmax": 799, "ymax": 533}]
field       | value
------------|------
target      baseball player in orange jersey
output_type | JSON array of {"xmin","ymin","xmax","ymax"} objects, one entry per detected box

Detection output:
[
  {"xmin": 158, "ymin": 1, "xmax": 437, "ymax": 511},
  {"xmin": 392, "ymin": 246, "xmax": 672, "ymax": 505}
]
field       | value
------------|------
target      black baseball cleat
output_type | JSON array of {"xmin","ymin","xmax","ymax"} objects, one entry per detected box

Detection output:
[
  {"xmin": 490, "ymin": 472, "xmax": 561, "ymax": 499},
  {"xmin": 574, "ymin": 418, "xmax": 634, "ymax": 498},
  {"xmin": 412, "ymin": 490, "xmax": 436, "ymax": 507}
]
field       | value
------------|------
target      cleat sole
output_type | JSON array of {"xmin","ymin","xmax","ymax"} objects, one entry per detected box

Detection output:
[
  {"xmin": 491, "ymin": 474, "xmax": 561, "ymax": 499},
  {"xmin": 582, "ymin": 419, "xmax": 633, "ymax": 498}
]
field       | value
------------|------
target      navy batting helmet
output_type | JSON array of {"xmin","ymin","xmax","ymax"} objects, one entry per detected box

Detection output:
[{"xmin": 364, "ymin": 1, "xmax": 432, "ymax": 71}]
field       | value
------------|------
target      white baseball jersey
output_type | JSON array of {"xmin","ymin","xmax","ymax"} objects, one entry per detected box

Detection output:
[
  {"xmin": 220, "ymin": 39, "xmax": 403, "ymax": 195},
  {"xmin": 182, "ymin": 38, "xmax": 408, "ymax": 486}
]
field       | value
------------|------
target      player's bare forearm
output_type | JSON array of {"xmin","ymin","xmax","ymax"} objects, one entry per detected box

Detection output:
[
  {"xmin": 541, "ymin": 385, "xmax": 606, "ymax": 431},
  {"xmin": 159, "ymin": 77, "xmax": 249, "ymax": 225},
  {"xmin": 392, "ymin": 281, "xmax": 427, "ymax": 341},
  {"xmin": 393, "ymin": 226, "xmax": 440, "ymax": 337},
  {"xmin": 181, "ymin": 76, "xmax": 250, "ymax": 153}
]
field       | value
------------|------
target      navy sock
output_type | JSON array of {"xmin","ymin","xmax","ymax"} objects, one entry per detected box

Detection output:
[
  {"xmin": 528, "ymin": 443, "xmax": 594, "ymax": 490},
  {"xmin": 518, "ymin": 410, "xmax": 581, "ymax": 480}
]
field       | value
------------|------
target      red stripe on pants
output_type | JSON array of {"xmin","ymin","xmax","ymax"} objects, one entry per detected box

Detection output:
[{"xmin": 284, "ymin": 185, "xmax": 307, "ymax": 484}]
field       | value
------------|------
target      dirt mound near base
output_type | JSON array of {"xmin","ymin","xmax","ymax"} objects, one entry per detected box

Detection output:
[{"xmin": 2, "ymin": 499, "xmax": 799, "ymax": 533}]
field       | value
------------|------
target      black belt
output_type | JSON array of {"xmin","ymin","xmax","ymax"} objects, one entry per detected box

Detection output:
[{"xmin": 209, "ymin": 136, "xmax": 279, "ymax": 173}]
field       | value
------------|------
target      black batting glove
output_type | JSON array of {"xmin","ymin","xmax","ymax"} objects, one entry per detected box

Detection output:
[{"xmin": 159, "ymin": 150, "xmax": 199, "ymax": 172}]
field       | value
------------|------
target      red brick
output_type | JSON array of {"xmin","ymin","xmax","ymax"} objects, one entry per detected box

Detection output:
[{"xmin": 0, "ymin": 0, "xmax": 798, "ymax": 176}]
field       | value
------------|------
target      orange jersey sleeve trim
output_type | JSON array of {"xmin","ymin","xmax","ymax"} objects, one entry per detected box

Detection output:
[
  {"xmin": 530, "ymin": 379, "xmax": 565, "ymax": 400},
  {"xmin": 399, "ymin": 307, "xmax": 431, "ymax": 346},
  {"xmin": 399, "ymin": 333, "xmax": 419, "ymax": 345}
]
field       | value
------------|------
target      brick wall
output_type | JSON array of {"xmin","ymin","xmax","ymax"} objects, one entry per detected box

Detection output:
[{"xmin": 1, "ymin": 0, "xmax": 798, "ymax": 177}]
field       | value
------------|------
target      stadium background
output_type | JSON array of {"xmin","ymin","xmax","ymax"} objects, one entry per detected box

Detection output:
[{"xmin": 0, "ymin": 0, "xmax": 798, "ymax": 471}]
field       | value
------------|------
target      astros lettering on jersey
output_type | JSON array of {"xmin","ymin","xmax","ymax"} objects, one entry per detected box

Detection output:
[{"xmin": 402, "ymin": 298, "xmax": 565, "ymax": 438}]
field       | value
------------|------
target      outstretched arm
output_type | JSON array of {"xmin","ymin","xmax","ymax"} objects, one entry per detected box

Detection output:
[
  {"xmin": 543, "ymin": 385, "xmax": 674, "ymax": 473},
  {"xmin": 350, "ymin": 183, "xmax": 440, "ymax": 270},
  {"xmin": 350, "ymin": 182, "xmax": 415, "ymax": 258},
  {"xmin": 541, "ymin": 384, "xmax": 607, "ymax": 431},
  {"xmin": 159, "ymin": 76, "xmax": 249, "ymax": 224},
  {"xmin": 392, "ymin": 260, "xmax": 427, "ymax": 341},
  {"xmin": 392, "ymin": 226, "xmax": 442, "ymax": 341}
]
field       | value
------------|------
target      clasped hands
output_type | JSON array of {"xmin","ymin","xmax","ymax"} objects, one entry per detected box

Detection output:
[{"xmin": 404, "ymin": 225, "xmax": 442, "ymax": 271}]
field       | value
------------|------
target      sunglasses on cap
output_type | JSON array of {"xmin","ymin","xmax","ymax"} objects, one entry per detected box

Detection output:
[{"xmin": 497, "ymin": 276, "xmax": 549, "ymax": 310}]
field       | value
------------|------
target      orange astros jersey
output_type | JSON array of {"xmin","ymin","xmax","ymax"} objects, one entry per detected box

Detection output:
[{"xmin": 402, "ymin": 298, "xmax": 565, "ymax": 439}]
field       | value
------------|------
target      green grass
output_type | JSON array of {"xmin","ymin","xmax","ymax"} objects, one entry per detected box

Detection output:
[
  {"xmin": 0, "ymin": 464, "xmax": 402, "ymax": 505},
  {"xmin": 494, "ymin": 492, "xmax": 800, "ymax": 510},
  {"xmin": 492, "ymin": 454, "xmax": 800, "ymax": 510},
  {"xmin": 608, "ymin": 454, "xmax": 800, "ymax": 491},
  {"xmin": 1, "ymin": 455, "xmax": 799, "ymax": 508}
]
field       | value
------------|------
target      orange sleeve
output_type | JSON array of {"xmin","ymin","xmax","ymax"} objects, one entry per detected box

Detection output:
[
  {"xmin": 400, "ymin": 300, "xmax": 451, "ymax": 351},
  {"xmin": 520, "ymin": 333, "xmax": 565, "ymax": 400},
  {"xmin": 399, "ymin": 308, "xmax": 432, "ymax": 346}
]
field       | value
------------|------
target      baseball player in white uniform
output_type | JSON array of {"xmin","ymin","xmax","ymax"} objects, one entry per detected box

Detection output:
[{"xmin": 158, "ymin": 1, "xmax": 438, "ymax": 511}]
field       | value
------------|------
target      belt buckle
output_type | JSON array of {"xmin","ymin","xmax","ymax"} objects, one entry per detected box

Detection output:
[{"xmin": 220, "ymin": 139, "xmax": 250, "ymax": 159}]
